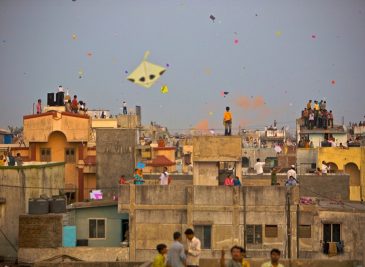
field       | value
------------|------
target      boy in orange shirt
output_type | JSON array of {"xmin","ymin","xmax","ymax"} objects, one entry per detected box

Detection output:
[{"xmin": 223, "ymin": 106, "xmax": 232, "ymax": 136}]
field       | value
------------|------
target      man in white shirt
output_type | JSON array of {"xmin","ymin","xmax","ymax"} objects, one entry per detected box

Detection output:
[
  {"xmin": 184, "ymin": 228, "xmax": 201, "ymax": 267},
  {"xmin": 159, "ymin": 167, "xmax": 169, "ymax": 185},
  {"xmin": 321, "ymin": 161, "xmax": 329, "ymax": 175},
  {"xmin": 254, "ymin": 158, "xmax": 265, "ymax": 175},
  {"xmin": 286, "ymin": 165, "xmax": 298, "ymax": 186},
  {"xmin": 287, "ymin": 165, "xmax": 297, "ymax": 179}
]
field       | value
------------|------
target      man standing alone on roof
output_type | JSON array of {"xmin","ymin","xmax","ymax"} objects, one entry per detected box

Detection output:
[
  {"xmin": 223, "ymin": 107, "xmax": 232, "ymax": 136},
  {"xmin": 160, "ymin": 167, "xmax": 169, "ymax": 185}
]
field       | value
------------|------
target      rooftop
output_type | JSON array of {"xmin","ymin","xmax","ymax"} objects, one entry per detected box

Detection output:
[
  {"xmin": 299, "ymin": 124, "xmax": 346, "ymax": 134},
  {"xmin": 67, "ymin": 200, "xmax": 117, "ymax": 209},
  {"xmin": 148, "ymin": 155, "xmax": 175, "ymax": 167}
]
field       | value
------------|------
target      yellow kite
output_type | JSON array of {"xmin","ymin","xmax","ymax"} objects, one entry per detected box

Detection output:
[
  {"xmin": 161, "ymin": 85, "xmax": 169, "ymax": 94},
  {"xmin": 127, "ymin": 51, "xmax": 166, "ymax": 88}
]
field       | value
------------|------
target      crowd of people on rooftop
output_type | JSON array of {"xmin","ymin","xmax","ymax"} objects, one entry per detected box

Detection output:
[
  {"xmin": 301, "ymin": 100, "xmax": 334, "ymax": 130},
  {"xmin": 36, "ymin": 86, "xmax": 88, "ymax": 115}
]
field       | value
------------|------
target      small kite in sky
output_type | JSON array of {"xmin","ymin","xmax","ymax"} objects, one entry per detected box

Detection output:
[
  {"xmin": 221, "ymin": 91, "xmax": 229, "ymax": 97},
  {"xmin": 127, "ymin": 51, "xmax": 166, "ymax": 88},
  {"xmin": 78, "ymin": 69, "xmax": 84, "ymax": 79},
  {"xmin": 331, "ymin": 80, "xmax": 336, "ymax": 85},
  {"xmin": 161, "ymin": 85, "xmax": 169, "ymax": 94},
  {"xmin": 72, "ymin": 34, "xmax": 77, "ymax": 40},
  {"xmin": 275, "ymin": 31, "xmax": 282, "ymax": 37},
  {"xmin": 209, "ymin": 14, "xmax": 216, "ymax": 22}
]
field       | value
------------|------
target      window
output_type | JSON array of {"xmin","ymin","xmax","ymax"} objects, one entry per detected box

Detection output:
[
  {"xmin": 242, "ymin": 157, "xmax": 250, "ymax": 168},
  {"xmin": 299, "ymin": 225, "xmax": 311, "ymax": 238},
  {"xmin": 40, "ymin": 148, "xmax": 51, "ymax": 162},
  {"xmin": 265, "ymin": 225, "xmax": 278, "ymax": 238},
  {"xmin": 246, "ymin": 225, "xmax": 262, "ymax": 244},
  {"xmin": 323, "ymin": 223, "xmax": 340, "ymax": 243},
  {"xmin": 194, "ymin": 225, "xmax": 211, "ymax": 249},
  {"xmin": 89, "ymin": 219, "xmax": 106, "ymax": 239},
  {"xmin": 65, "ymin": 148, "xmax": 76, "ymax": 163}
]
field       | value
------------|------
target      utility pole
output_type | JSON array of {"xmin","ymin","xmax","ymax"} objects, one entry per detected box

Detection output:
[
  {"xmin": 243, "ymin": 186, "xmax": 247, "ymax": 251},
  {"xmin": 286, "ymin": 189, "xmax": 291, "ymax": 259},
  {"xmin": 296, "ymin": 204, "xmax": 300, "ymax": 258}
]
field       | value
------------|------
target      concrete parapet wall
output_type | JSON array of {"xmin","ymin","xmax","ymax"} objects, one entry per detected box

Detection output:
[{"xmin": 19, "ymin": 247, "xmax": 129, "ymax": 263}]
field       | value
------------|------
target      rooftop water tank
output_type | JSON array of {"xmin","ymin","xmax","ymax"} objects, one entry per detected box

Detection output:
[
  {"xmin": 28, "ymin": 198, "xmax": 49, "ymax": 215},
  {"xmin": 49, "ymin": 197, "xmax": 66, "ymax": 213}
]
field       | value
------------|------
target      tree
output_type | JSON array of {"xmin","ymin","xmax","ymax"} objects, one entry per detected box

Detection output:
[{"xmin": 7, "ymin": 126, "xmax": 23, "ymax": 136}]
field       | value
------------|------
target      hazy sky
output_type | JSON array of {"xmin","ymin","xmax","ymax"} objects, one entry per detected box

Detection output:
[{"xmin": 0, "ymin": 0, "xmax": 364, "ymax": 133}]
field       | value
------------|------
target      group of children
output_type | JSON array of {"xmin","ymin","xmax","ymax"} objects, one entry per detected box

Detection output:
[
  {"xmin": 118, "ymin": 168, "xmax": 145, "ymax": 185},
  {"xmin": 0, "ymin": 151, "xmax": 23, "ymax": 166},
  {"xmin": 301, "ymin": 100, "xmax": 334, "ymax": 130}
]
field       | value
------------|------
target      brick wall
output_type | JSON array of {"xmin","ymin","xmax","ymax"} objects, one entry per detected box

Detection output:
[{"xmin": 18, "ymin": 214, "xmax": 63, "ymax": 248}]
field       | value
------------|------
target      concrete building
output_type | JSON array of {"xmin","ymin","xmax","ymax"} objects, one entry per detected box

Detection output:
[
  {"xmin": 241, "ymin": 127, "xmax": 286, "ymax": 149},
  {"xmin": 119, "ymin": 185, "xmax": 299, "ymax": 261},
  {"xmin": 193, "ymin": 136, "xmax": 242, "ymax": 185},
  {"xmin": 296, "ymin": 119, "xmax": 347, "ymax": 148},
  {"xmin": 96, "ymin": 129, "xmax": 137, "ymax": 199},
  {"xmin": 118, "ymin": 173, "xmax": 364, "ymax": 263},
  {"xmin": 0, "ymin": 162, "xmax": 65, "ymax": 259}
]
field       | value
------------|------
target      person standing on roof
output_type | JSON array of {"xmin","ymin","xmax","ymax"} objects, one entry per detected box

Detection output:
[{"xmin": 223, "ymin": 106, "xmax": 232, "ymax": 136}]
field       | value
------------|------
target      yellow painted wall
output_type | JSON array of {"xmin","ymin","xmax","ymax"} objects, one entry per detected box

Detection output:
[
  {"xmin": 34, "ymin": 131, "xmax": 80, "ymax": 188},
  {"xmin": 318, "ymin": 147, "xmax": 364, "ymax": 201},
  {"xmin": 24, "ymin": 112, "xmax": 90, "ymax": 143},
  {"xmin": 318, "ymin": 147, "xmax": 361, "ymax": 170},
  {"xmin": 91, "ymin": 119, "xmax": 118, "ymax": 128}
]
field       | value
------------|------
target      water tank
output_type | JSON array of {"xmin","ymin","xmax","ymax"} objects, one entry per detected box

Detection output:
[
  {"xmin": 28, "ymin": 198, "xmax": 49, "ymax": 214},
  {"xmin": 49, "ymin": 197, "xmax": 66, "ymax": 213}
]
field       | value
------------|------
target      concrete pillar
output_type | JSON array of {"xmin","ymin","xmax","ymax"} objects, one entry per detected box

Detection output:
[
  {"xmin": 129, "ymin": 185, "xmax": 136, "ymax": 261},
  {"xmin": 77, "ymin": 143, "xmax": 84, "ymax": 201},
  {"xmin": 77, "ymin": 168, "xmax": 84, "ymax": 201},
  {"xmin": 187, "ymin": 186, "xmax": 194, "ymax": 227},
  {"xmin": 232, "ymin": 187, "xmax": 240, "ymax": 245},
  {"xmin": 236, "ymin": 162, "xmax": 242, "ymax": 180}
]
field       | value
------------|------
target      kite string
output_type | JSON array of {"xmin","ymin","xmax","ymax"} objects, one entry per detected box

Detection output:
[
  {"xmin": 143, "ymin": 50, "xmax": 150, "ymax": 61},
  {"xmin": 142, "ymin": 51, "xmax": 150, "ymax": 84}
]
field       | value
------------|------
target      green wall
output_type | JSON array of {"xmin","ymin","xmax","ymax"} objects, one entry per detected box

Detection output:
[{"xmin": 74, "ymin": 205, "xmax": 128, "ymax": 247}]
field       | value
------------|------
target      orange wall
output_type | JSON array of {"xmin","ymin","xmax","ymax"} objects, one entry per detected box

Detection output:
[{"xmin": 84, "ymin": 173, "xmax": 96, "ymax": 199}]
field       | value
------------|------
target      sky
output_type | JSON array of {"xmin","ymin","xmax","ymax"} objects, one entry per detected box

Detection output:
[{"xmin": 0, "ymin": 0, "xmax": 365, "ymax": 134}]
